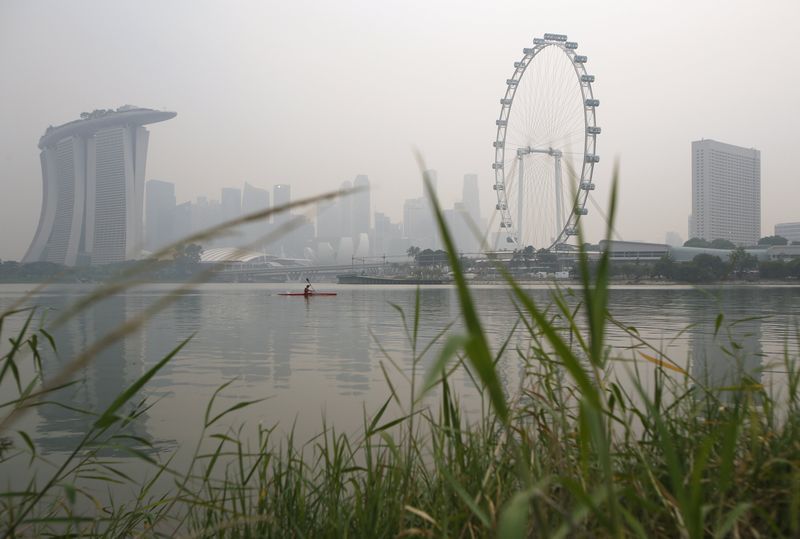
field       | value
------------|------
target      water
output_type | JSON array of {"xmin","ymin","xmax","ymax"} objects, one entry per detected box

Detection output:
[{"xmin": 1, "ymin": 283, "xmax": 798, "ymax": 465}]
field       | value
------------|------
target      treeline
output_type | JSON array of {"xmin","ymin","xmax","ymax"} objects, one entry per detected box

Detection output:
[
  {"xmin": 0, "ymin": 244, "xmax": 204, "ymax": 283},
  {"xmin": 606, "ymin": 250, "xmax": 800, "ymax": 283}
]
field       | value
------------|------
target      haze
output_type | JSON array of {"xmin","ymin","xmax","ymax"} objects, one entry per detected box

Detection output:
[{"xmin": 1, "ymin": 0, "xmax": 798, "ymax": 260}]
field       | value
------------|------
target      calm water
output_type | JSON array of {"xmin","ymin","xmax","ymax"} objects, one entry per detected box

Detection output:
[{"xmin": 1, "ymin": 283, "xmax": 799, "ymax": 464}]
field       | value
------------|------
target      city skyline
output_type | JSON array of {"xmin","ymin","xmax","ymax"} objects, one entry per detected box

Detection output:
[{"xmin": 2, "ymin": 1, "xmax": 800, "ymax": 260}]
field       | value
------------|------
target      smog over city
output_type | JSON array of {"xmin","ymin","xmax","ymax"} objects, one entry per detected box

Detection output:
[
  {"xmin": 2, "ymin": 1, "xmax": 800, "ymax": 537},
  {"xmin": 1, "ymin": 1, "xmax": 800, "ymax": 260}
]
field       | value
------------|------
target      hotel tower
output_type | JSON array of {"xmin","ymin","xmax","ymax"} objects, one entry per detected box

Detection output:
[
  {"xmin": 689, "ymin": 139, "xmax": 761, "ymax": 247},
  {"xmin": 24, "ymin": 106, "xmax": 176, "ymax": 265}
]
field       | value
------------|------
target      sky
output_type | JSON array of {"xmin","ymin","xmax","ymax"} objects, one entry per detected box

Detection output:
[{"xmin": 1, "ymin": 0, "xmax": 799, "ymax": 260}]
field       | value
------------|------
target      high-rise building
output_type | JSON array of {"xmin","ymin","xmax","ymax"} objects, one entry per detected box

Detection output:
[
  {"xmin": 220, "ymin": 187, "xmax": 242, "ymax": 223},
  {"xmin": 353, "ymin": 175, "xmax": 371, "ymax": 236},
  {"xmin": 373, "ymin": 211, "xmax": 402, "ymax": 255},
  {"xmin": 173, "ymin": 201, "xmax": 192, "ymax": 242},
  {"xmin": 462, "ymin": 173, "xmax": 481, "ymax": 226},
  {"xmin": 24, "ymin": 106, "xmax": 176, "ymax": 265},
  {"xmin": 316, "ymin": 199, "xmax": 341, "ymax": 242},
  {"xmin": 775, "ymin": 222, "xmax": 800, "ymax": 244},
  {"xmin": 339, "ymin": 180, "xmax": 353, "ymax": 240},
  {"xmin": 689, "ymin": 139, "xmax": 760, "ymax": 246},
  {"xmin": 145, "ymin": 179, "xmax": 176, "ymax": 252},
  {"xmin": 273, "ymin": 184, "xmax": 291, "ymax": 225},
  {"xmin": 403, "ymin": 197, "xmax": 435, "ymax": 249},
  {"xmin": 242, "ymin": 183, "xmax": 269, "ymax": 217},
  {"xmin": 241, "ymin": 182, "xmax": 270, "ymax": 245}
]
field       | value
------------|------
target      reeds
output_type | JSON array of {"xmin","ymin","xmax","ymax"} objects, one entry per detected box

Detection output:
[{"xmin": 1, "ymin": 165, "xmax": 799, "ymax": 538}]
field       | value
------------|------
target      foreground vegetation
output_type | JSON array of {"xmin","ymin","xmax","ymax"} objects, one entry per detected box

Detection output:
[{"xmin": 1, "ymin": 176, "xmax": 799, "ymax": 537}]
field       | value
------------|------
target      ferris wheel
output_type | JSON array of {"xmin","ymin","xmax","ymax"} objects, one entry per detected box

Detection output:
[{"xmin": 492, "ymin": 33, "xmax": 600, "ymax": 249}]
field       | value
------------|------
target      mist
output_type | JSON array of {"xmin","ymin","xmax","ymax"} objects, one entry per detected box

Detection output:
[{"xmin": 1, "ymin": 0, "xmax": 799, "ymax": 259}]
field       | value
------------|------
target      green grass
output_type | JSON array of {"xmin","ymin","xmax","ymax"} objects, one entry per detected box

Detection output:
[{"xmin": 1, "ymin": 167, "xmax": 799, "ymax": 537}]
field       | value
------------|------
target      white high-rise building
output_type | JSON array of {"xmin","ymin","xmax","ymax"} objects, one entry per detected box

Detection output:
[
  {"xmin": 24, "ymin": 106, "xmax": 176, "ymax": 265},
  {"xmin": 689, "ymin": 139, "xmax": 760, "ymax": 246}
]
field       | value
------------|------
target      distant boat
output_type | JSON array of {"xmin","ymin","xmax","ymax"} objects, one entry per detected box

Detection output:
[{"xmin": 337, "ymin": 274, "xmax": 449, "ymax": 285}]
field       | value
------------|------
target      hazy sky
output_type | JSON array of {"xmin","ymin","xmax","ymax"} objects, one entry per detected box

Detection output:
[{"xmin": 1, "ymin": 0, "xmax": 799, "ymax": 260}]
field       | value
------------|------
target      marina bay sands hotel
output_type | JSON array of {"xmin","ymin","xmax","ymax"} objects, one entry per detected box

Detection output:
[{"xmin": 23, "ymin": 106, "xmax": 176, "ymax": 266}]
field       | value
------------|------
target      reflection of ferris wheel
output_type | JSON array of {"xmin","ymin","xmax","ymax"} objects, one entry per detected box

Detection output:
[{"xmin": 493, "ymin": 33, "xmax": 600, "ymax": 249}]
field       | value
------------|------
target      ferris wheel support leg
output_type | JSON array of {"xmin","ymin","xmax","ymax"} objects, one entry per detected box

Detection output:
[
  {"xmin": 554, "ymin": 153, "xmax": 564, "ymax": 240},
  {"xmin": 517, "ymin": 154, "xmax": 524, "ymax": 246}
]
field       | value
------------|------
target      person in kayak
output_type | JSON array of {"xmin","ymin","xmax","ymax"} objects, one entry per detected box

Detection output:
[{"xmin": 304, "ymin": 284, "xmax": 312, "ymax": 296}]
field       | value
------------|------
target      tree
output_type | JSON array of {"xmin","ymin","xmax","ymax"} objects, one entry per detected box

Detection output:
[
  {"xmin": 759, "ymin": 260, "xmax": 788, "ymax": 279},
  {"xmin": 652, "ymin": 253, "xmax": 675, "ymax": 279},
  {"xmin": 406, "ymin": 246, "xmax": 421, "ymax": 260},
  {"xmin": 684, "ymin": 237, "xmax": 710, "ymax": 248},
  {"xmin": 758, "ymin": 235, "xmax": 788, "ymax": 246},
  {"xmin": 522, "ymin": 245, "xmax": 535, "ymax": 260},
  {"xmin": 709, "ymin": 238, "xmax": 736, "ymax": 250},
  {"xmin": 728, "ymin": 247, "xmax": 758, "ymax": 277},
  {"xmin": 174, "ymin": 243, "xmax": 203, "ymax": 266},
  {"xmin": 693, "ymin": 253, "xmax": 728, "ymax": 280}
]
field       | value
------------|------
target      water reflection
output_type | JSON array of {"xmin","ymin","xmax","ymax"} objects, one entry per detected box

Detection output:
[
  {"xmin": 0, "ymin": 284, "xmax": 796, "ymax": 457},
  {"xmin": 688, "ymin": 290, "xmax": 764, "ymax": 400},
  {"xmin": 36, "ymin": 293, "xmax": 154, "ymax": 454}
]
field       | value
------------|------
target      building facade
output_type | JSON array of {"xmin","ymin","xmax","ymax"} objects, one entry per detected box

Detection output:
[
  {"xmin": 144, "ymin": 179, "xmax": 176, "ymax": 252},
  {"xmin": 24, "ymin": 106, "xmax": 176, "ymax": 265},
  {"xmin": 689, "ymin": 139, "xmax": 761, "ymax": 246},
  {"xmin": 775, "ymin": 222, "xmax": 800, "ymax": 244}
]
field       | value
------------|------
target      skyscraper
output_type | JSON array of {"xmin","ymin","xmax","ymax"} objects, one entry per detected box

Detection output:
[
  {"xmin": 273, "ymin": 184, "xmax": 291, "ymax": 225},
  {"xmin": 242, "ymin": 183, "xmax": 269, "ymax": 217},
  {"xmin": 461, "ymin": 173, "xmax": 481, "ymax": 226},
  {"xmin": 353, "ymin": 175, "xmax": 370, "ymax": 236},
  {"xmin": 145, "ymin": 179, "xmax": 176, "ymax": 252},
  {"xmin": 775, "ymin": 222, "xmax": 800, "ymax": 244},
  {"xmin": 689, "ymin": 139, "xmax": 760, "ymax": 246},
  {"xmin": 241, "ymin": 182, "xmax": 270, "ymax": 245},
  {"xmin": 338, "ymin": 180, "xmax": 353, "ymax": 240},
  {"xmin": 220, "ymin": 187, "xmax": 242, "ymax": 222},
  {"xmin": 24, "ymin": 106, "xmax": 176, "ymax": 265}
]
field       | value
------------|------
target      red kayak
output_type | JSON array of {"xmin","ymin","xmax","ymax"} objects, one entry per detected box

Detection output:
[{"xmin": 278, "ymin": 292, "xmax": 337, "ymax": 297}]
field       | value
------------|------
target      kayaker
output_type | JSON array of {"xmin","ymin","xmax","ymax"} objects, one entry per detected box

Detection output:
[{"xmin": 304, "ymin": 283, "xmax": 313, "ymax": 296}]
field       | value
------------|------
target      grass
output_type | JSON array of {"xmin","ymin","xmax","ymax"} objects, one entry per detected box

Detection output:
[{"xmin": 1, "ymin": 165, "xmax": 799, "ymax": 537}]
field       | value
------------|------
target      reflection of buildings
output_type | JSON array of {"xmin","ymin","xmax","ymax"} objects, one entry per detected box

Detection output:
[
  {"xmin": 24, "ymin": 106, "xmax": 176, "ymax": 266},
  {"xmin": 689, "ymin": 291, "xmax": 763, "ymax": 400},
  {"xmin": 36, "ymin": 294, "xmax": 151, "ymax": 453}
]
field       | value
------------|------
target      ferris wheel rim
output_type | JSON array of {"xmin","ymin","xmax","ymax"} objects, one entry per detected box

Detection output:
[{"xmin": 492, "ymin": 35, "xmax": 599, "ymax": 250}]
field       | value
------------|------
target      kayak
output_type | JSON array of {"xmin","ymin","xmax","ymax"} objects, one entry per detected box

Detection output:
[{"xmin": 278, "ymin": 292, "xmax": 337, "ymax": 297}]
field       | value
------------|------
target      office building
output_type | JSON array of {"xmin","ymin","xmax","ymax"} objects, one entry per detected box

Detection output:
[
  {"xmin": 462, "ymin": 173, "xmax": 481, "ymax": 226},
  {"xmin": 241, "ymin": 182, "xmax": 270, "ymax": 245},
  {"xmin": 242, "ymin": 183, "xmax": 269, "ymax": 217},
  {"xmin": 24, "ymin": 106, "xmax": 176, "ymax": 265},
  {"xmin": 273, "ymin": 184, "xmax": 291, "ymax": 225},
  {"xmin": 145, "ymin": 179, "xmax": 176, "ymax": 252},
  {"xmin": 220, "ymin": 187, "xmax": 242, "ymax": 223},
  {"xmin": 353, "ymin": 175, "xmax": 371, "ymax": 236},
  {"xmin": 373, "ymin": 211, "xmax": 402, "ymax": 256},
  {"xmin": 689, "ymin": 139, "xmax": 760, "ymax": 246},
  {"xmin": 775, "ymin": 222, "xmax": 800, "ymax": 244}
]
